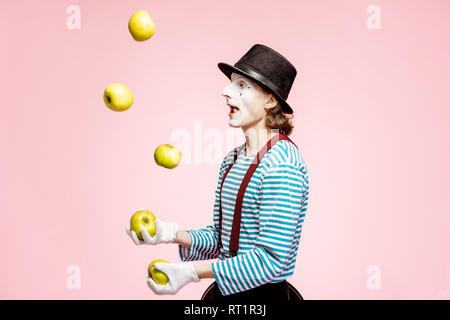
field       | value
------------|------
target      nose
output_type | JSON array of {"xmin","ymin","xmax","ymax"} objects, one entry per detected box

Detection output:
[{"xmin": 221, "ymin": 82, "xmax": 233, "ymax": 100}]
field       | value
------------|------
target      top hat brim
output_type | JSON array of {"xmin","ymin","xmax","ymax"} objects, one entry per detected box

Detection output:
[{"xmin": 218, "ymin": 62, "xmax": 294, "ymax": 114}]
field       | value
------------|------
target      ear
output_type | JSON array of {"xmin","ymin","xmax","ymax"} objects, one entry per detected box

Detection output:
[{"xmin": 265, "ymin": 94, "xmax": 278, "ymax": 110}]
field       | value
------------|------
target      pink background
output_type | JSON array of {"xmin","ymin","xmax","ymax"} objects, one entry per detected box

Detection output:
[{"xmin": 1, "ymin": 0, "xmax": 449, "ymax": 299}]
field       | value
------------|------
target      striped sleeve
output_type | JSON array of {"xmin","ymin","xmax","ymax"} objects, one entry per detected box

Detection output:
[
  {"xmin": 178, "ymin": 151, "xmax": 233, "ymax": 262},
  {"xmin": 178, "ymin": 225, "xmax": 220, "ymax": 261},
  {"xmin": 211, "ymin": 162, "xmax": 309, "ymax": 295}
]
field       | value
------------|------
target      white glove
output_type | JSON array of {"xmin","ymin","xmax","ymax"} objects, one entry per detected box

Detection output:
[
  {"xmin": 126, "ymin": 218, "xmax": 179, "ymax": 245},
  {"xmin": 146, "ymin": 262, "xmax": 200, "ymax": 295}
]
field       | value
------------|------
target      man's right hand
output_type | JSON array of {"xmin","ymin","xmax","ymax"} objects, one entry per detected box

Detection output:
[{"xmin": 126, "ymin": 218, "xmax": 179, "ymax": 245}]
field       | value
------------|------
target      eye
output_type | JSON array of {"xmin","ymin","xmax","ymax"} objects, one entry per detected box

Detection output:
[{"xmin": 239, "ymin": 81, "xmax": 246, "ymax": 88}]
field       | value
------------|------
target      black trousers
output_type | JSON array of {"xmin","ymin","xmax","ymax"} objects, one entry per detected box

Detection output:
[{"xmin": 201, "ymin": 281, "xmax": 303, "ymax": 301}]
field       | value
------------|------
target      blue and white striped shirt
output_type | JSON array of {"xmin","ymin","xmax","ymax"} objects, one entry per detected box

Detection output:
[{"xmin": 178, "ymin": 139, "xmax": 309, "ymax": 296}]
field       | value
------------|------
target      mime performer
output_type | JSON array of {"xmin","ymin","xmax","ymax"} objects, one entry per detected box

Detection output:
[{"xmin": 127, "ymin": 44, "xmax": 310, "ymax": 300}]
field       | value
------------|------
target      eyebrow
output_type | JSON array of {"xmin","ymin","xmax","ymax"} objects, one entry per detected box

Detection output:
[{"xmin": 232, "ymin": 77, "xmax": 248, "ymax": 84}]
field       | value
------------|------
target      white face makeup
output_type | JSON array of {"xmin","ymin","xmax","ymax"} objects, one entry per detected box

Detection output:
[{"xmin": 221, "ymin": 72, "xmax": 270, "ymax": 129}]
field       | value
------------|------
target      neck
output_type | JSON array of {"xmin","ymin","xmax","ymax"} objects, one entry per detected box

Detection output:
[{"xmin": 242, "ymin": 126, "xmax": 279, "ymax": 156}]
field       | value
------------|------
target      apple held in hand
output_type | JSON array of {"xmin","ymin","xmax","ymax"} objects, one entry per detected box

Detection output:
[
  {"xmin": 103, "ymin": 83, "xmax": 134, "ymax": 112},
  {"xmin": 148, "ymin": 259, "xmax": 169, "ymax": 285},
  {"xmin": 128, "ymin": 10, "xmax": 155, "ymax": 41},
  {"xmin": 154, "ymin": 144, "xmax": 181, "ymax": 169},
  {"xmin": 130, "ymin": 209, "xmax": 156, "ymax": 240}
]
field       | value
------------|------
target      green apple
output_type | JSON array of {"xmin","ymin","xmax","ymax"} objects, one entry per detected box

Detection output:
[
  {"xmin": 103, "ymin": 83, "xmax": 134, "ymax": 112},
  {"xmin": 128, "ymin": 10, "xmax": 156, "ymax": 41},
  {"xmin": 130, "ymin": 209, "xmax": 156, "ymax": 240},
  {"xmin": 148, "ymin": 259, "xmax": 169, "ymax": 285},
  {"xmin": 154, "ymin": 144, "xmax": 181, "ymax": 169}
]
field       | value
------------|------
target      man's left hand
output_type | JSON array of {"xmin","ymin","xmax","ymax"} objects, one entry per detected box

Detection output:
[{"xmin": 146, "ymin": 262, "xmax": 200, "ymax": 295}]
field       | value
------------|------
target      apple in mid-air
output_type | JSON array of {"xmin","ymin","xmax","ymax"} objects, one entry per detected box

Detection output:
[
  {"xmin": 128, "ymin": 10, "xmax": 155, "ymax": 41},
  {"xmin": 148, "ymin": 259, "xmax": 169, "ymax": 285},
  {"xmin": 154, "ymin": 144, "xmax": 181, "ymax": 169},
  {"xmin": 103, "ymin": 83, "xmax": 134, "ymax": 112},
  {"xmin": 130, "ymin": 209, "xmax": 156, "ymax": 240}
]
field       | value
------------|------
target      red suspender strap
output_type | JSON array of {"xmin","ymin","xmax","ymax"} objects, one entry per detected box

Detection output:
[
  {"xmin": 217, "ymin": 133, "xmax": 298, "ymax": 257},
  {"xmin": 217, "ymin": 144, "xmax": 245, "ymax": 252}
]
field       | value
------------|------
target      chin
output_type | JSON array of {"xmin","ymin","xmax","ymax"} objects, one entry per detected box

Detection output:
[
  {"xmin": 228, "ymin": 123, "xmax": 241, "ymax": 128},
  {"xmin": 228, "ymin": 118, "xmax": 242, "ymax": 128}
]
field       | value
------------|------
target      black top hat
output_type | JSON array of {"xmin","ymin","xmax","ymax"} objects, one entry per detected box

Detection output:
[{"xmin": 218, "ymin": 44, "xmax": 297, "ymax": 114}]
